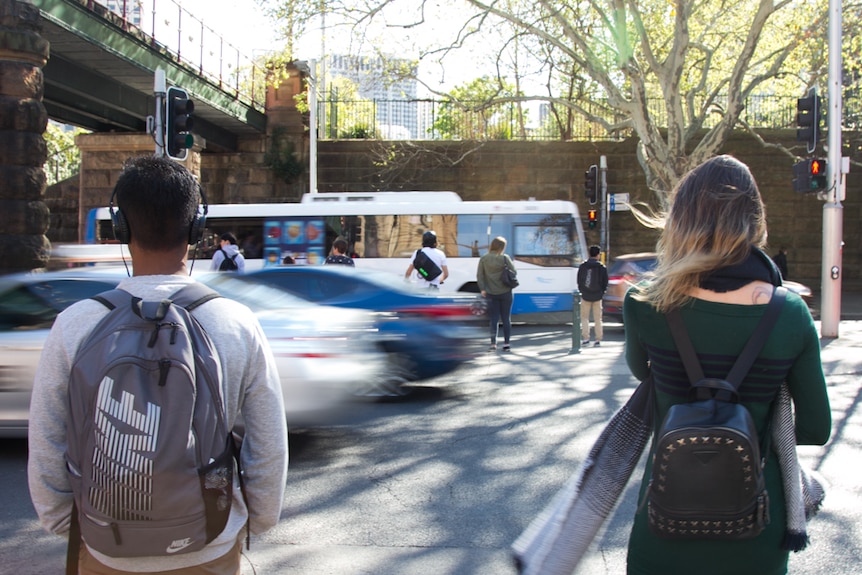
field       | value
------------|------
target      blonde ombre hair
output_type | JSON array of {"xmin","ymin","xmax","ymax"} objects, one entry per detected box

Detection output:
[{"xmin": 634, "ymin": 155, "xmax": 767, "ymax": 312}]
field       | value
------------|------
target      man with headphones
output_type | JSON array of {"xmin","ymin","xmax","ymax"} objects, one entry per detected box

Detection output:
[
  {"xmin": 404, "ymin": 230, "xmax": 449, "ymax": 289},
  {"xmin": 28, "ymin": 155, "xmax": 288, "ymax": 574}
]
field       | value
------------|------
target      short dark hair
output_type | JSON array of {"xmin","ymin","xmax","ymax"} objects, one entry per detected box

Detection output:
[
  {"xmin": 113, "ymin": 155, "xmax": 200, "ymax": 250},
  {"xmin": 589, "ymin": 245, "xmax": 601, "ymax": 258},
  {"xmin": 422, "ymin": 230, "xmax": 438, "ymax": 248},
  {"xmin": 332, "ymin": 237, "xmax": 348, "ymax": 254},
  {"xmin": 220, "ymin": 232, "xmax": 238, "ymax": 245}
]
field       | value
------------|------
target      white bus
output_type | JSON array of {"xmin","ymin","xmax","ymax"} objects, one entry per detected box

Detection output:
[{"xmin": 88, "ymin": 192, "xmax": 588, "ymax": 323}]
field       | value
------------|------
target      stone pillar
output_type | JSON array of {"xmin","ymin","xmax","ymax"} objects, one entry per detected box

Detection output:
[
  {"xmin": 264, "ymin": 62, "xmax": 308, "ymax": 199},
  {"xmin": 75, "ymin": 133, "xmax": 200, "ymax": 242},
  {"xmin": 265, "ymin": 63, "xmax": 306, "ymax": 137},
  {"xmin": 0, "ymin": 0, "xmax": 50, "ymax": 272}
]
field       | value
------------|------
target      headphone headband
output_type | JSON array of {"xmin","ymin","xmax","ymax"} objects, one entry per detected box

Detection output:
[{"xmin": 109, "ymin": 182, "xmax": 208, "ymax": 245}]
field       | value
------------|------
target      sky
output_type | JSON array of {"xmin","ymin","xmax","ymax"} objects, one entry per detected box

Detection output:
[
  {"xmin": 173, "ymin": 0, "xmax": 280, "ymax": 55},
  {"xmin": 166, "ymin": 0, "xmax": 498, "ymax": 95}
]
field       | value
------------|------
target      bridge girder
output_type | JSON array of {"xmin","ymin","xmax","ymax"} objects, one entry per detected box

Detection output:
[{"xmin": 33, "ymin": 0, "xmax": 266, "ymax": 152}]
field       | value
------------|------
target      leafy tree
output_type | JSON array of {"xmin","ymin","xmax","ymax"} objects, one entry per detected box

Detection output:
[
  {"xmin": 293, "ymin": 73, "xmax": 377, "ymax": 138},
  {"xmin": 430, "ymin": 76, "xmax": 524, "ymax": 140},
  {"xmin": 43, "ymin": 122, "xmax": 87, "ymax": 186},
  {"xmin": 261, "ymin": 0, "xmax": 843, "ymax": 204}
]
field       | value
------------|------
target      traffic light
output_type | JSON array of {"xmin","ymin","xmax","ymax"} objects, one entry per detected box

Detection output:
[
  {"xmin": 588, "ymin": 209, "xmax": 597, "ymax": 229},
  {"xmin": 796, "ymin": 87, "xmax": 821, "ymax": 154},
  {"xmin": 792, "ymin": 158, "xmax": 828, "ymax": 193},
  {"xmin": 165, "ymin": 86, "xmax": 194, "ymax": 160},
  {"xmin": 584, "ymin": 165, "xmax": 598, "ymax": 204}
]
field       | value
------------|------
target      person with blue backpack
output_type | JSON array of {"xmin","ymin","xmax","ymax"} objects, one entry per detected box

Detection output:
[{"xmin": 28, "ymin": 155, "xmax": 288, "ymax": 574}]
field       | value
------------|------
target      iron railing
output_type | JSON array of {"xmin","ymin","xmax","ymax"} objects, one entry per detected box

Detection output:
[
  {"xmin": 315, "ymin": 94, "xmax": 862, "ymax": 141},
  {"xmin": 88, "ymin": 0, "xmax": 266, "ymax": 110}
]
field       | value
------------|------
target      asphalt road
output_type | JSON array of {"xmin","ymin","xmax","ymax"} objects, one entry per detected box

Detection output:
[{"xmin": 1, "ymin": 321, "xmax": 860, "ymax": 574}]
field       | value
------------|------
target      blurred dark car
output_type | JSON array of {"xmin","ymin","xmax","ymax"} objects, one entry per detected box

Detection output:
[
  {"xmin": 0, "ymin": 268, "xmax": 388, "ymax": 437},
  {"xmin": 244, "ymin": 265, "xmax": 485, "ymax": 387},
  {"xmin": 602, "ymin": 252, "xmax": 813, "ymax": 320}
]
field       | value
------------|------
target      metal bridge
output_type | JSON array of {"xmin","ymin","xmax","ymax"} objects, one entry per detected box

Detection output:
[{"xmin": 31, "ymin": 0, "xmax": 268, "ymax": 152}]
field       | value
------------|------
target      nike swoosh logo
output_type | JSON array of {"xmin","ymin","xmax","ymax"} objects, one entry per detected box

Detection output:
[{"xmin": 166, "ymin": 539, "xmax": 194, "ymax": 554}]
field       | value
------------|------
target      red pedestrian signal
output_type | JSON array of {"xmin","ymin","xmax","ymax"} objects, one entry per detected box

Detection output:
[
  {"xmin": 810, "ymin": 159, "xmax": 823, "ymax": 175},
  {"xmin": 792, "ymin": 158, "xmax": 828, "ymax": 193},
  {"xmin": 588, "ymin": 209, "xmax": 597, "ymax": 229}
]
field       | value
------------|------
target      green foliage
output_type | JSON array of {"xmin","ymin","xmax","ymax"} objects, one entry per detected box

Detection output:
[
  {"xmin": 43, "ymin": 122, "xmax": 87, "ymax": 185},
  {"xmin": 339, "ymin": 124, "xmax": 375, "ymax": 139},
  {"xmin": 261, "ymin": 0, "xmax": 858, "ymax": 195},
  {"xmin": 264, "ymin": 127, "xmax": 305, "ymax": 184},
  {"xmin": 430, "ymin": 76, "xmax": 524, "ymax": 140}
]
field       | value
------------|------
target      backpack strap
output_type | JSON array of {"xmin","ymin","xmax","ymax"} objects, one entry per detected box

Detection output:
[
  {"xmin": 666, "ymin": 286, "xmax": 788, "ymax": 392},
  {"xmin": 665, "ymin": 310, "xmax": 705, "ymax": 383},
  {"xmin": 169, "ymin": 282, "xmax": 222, "ymax": 311},
  {"xmin": 91, "ymin": 288, "xmax": 131, "ymax": 311},
  {"xmin": 724, "ymin": 287, "xmax": 787, "ymax": 386},
  {"xmin": 91, "ymin": 284, "xmax": 221, "ymax": 313},
  {"xmin": 66, "ymin": 501, "xmax": 81, "ymax": 575}
]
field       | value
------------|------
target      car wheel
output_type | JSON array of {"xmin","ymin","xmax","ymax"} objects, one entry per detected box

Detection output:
[
  {"xmin": 356, "ymin": 351, "xmax": 416, "ymax": 400},
  {"xmin": 470, "ymin": 297, "xmax": 488, "ymax": 316}
]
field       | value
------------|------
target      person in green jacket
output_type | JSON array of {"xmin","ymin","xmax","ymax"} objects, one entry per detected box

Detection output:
[
  {"xmin": 477, "ymin": 236, "xmax": 517, "ymax": 352},
  {"xmin": 623, "ymin": 155, "xmax": 832, "ymax": 575}
]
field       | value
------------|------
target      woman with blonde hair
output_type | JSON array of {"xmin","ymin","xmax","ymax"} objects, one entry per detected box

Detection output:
[
  {"xmin": 477, "ymin": 236, "xmax": 517, "ymax": 351},
  {"xmin": 624, "ymin": 155, "xmax": 831, "ymax": 574}
]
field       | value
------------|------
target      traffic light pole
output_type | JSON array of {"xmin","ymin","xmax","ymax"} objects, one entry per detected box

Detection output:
[
  {"xmin": 154, "ymin": 68, "xmax": 165, "ymax": 157},
  {"xmin": 600, "ymin": 155, "xmax": 608, "ymax": 262},
  {"xmin": 308, "ymin": 59, "xmax": 319, "ymax": 195},
  {"xmin": 820, "ymin": 0, "xmax": 845, "ymax": 338}
]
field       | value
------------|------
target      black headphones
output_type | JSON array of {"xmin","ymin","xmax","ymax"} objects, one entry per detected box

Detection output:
[{"xmin": 109, "ymin": 184, "xmax": 208, "ymax": 246}]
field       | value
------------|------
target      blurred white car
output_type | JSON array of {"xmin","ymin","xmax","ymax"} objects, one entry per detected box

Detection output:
[{"xmin": 0, "ymin": 268, "xmax": 387, "ymax": 437}]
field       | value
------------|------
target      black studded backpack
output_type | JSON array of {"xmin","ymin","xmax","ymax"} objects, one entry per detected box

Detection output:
[{"xmin": 646, "ymin": 287, "xmax": 787, "ymax": 540}]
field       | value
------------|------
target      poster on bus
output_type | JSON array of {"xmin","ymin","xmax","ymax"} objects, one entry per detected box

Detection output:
[{"xmin": 263, "ymin": 217, "xmax": 326, "ymax": 266}]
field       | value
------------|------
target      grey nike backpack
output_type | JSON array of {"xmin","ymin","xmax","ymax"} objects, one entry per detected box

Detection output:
[{"xmin": 65, "ymin": 283, "xmax": 236, "ymax": 558}]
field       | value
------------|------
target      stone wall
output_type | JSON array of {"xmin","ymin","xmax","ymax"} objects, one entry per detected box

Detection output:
[
  {"xmin": 74, "ymin": 133, "xmax": 177, "ymax": 242},
  {"xmin": 43, "ymin": 174, "xmax": 79, "ymax": 243},
  {"xmin": 47, "ymin": 90, "xmax": 861, "ymax": 288},
  {"xmin": 314, "ymin": 134, "xmax": 862, "ymax": 285}
]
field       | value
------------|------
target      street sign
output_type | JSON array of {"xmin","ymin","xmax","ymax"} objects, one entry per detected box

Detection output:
[{"xmin": 610, "ymin": 193, "xmax": 630, "ymax": 211}]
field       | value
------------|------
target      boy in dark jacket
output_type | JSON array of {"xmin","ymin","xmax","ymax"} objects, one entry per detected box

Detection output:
[{"xmin": 577, "ymin": 245, "xmax": 609, "ymax": 346}]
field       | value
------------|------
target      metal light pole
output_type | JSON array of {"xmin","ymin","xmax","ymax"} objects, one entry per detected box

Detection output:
[
  {"xmin": 600, "ymin": 155, "xmax": 608, "ymax": 261},
  {"xmin": 308, "ymin": 59, "xmax": 319, "ymax": 195},
  {"xmin": 153, "ymin": 68, "xmax": 166, "ymax": 157},
  {"xmin": 820, "ymin": 0, "xmax": 845, "ymax": 337}
]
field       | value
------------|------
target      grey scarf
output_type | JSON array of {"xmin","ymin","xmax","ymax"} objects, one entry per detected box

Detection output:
[{"xmin": 511, "ymin": 380, "xmax": 824, "ymax": 574}]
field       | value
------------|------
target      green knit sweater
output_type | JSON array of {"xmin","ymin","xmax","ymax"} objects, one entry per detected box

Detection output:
[{"xmin": 623, "ymin": 287, "xmax": 831, "ymax": 575}]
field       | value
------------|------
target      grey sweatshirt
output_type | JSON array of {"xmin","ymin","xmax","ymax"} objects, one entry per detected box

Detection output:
[{"xmin": 27, "ymin": 275, "xmax": 288, "ymax": 572}]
